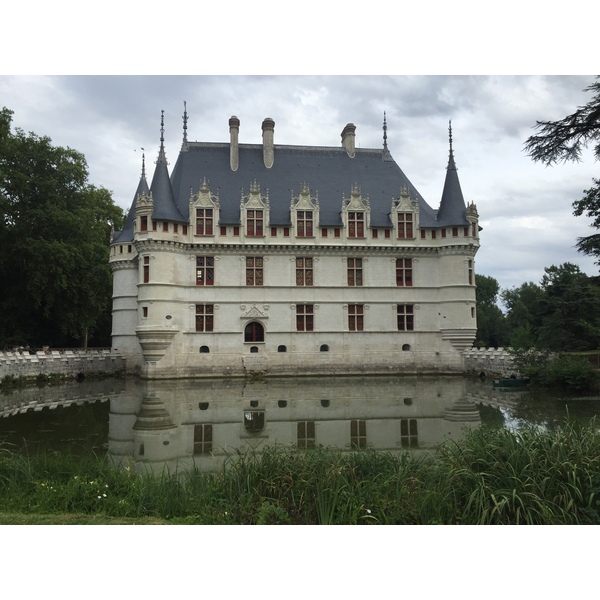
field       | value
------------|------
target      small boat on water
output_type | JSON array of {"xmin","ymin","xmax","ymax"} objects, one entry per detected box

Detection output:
[{"xmin": 492, "ymin": 378, "xmax": 529, "ymax": 388}]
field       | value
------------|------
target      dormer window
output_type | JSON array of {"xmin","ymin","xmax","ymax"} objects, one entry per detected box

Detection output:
[
  {"xmin": 246, "ymin": 209, "xmax": 264, "ymax": 237},
  {"xmin": 297, "ymin": 211, "xmax": 313, "ymax": 237},
  {"xmin": 348, "ymin": 212, "xmax": 364, "ymax": 238},
  {"xmin": 196, "ymin": 208, "xmax": 213, "ymax": 235},
  {"xmin": 397, "ymin": 213, "xmax": 413, "ymax": 239}
]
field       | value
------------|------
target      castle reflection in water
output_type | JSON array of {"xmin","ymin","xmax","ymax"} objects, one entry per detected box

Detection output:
[{"xmin": 108, "ymin": 376, "xmax": 483, "ymax": 474}]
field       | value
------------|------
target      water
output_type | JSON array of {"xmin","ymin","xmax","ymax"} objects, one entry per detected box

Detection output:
[{"xmin": 1, "ymin": 375, "xmax": 599, "ymax": 473}]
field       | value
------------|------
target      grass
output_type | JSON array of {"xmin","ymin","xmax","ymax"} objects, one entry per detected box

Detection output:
[{"xmin": 2, "ymin": 418, "xmax": 600, "ymax": 524}]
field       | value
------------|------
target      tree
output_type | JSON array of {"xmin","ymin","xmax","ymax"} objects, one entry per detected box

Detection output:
[
  {"xmin": 0, "ymin": 107, "xmax": 124, "ymax": 348},
  {"xmin": 474, "ymin": 274, "xmax": 509, "ymax": 348},
  {"xmin": 524, "ymin": 77, "xmax": 600, "ymax": 264}
]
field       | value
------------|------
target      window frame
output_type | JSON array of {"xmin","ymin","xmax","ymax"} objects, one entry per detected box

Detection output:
[
  {"xmin": 397, "ymin": 304, "xmax": 414, "ymax": 331},
  {"xmin": 396, "ymin": 258, "xmax": 413, "ymax": 287},
  {"xmin": 196, "ymin": 256, "xmax": 215, "ymax": 286},
  {"xmin": 347, "ymin": 258, "xmax": 363, "ymax": 287},
  {"xmin": 348, "ymin": 304, "xmax": 364, "ymax": 332},
  {"xmin": 195, "ymin": 304, "xmax": 214, "ymax": 332},
  {"xmin": 245, "ymin": 257, "xmax": 264, "ymax": 286},
  {"xmin": 296, "ymin": 304, "xmax": 314, "ymax": 332}
]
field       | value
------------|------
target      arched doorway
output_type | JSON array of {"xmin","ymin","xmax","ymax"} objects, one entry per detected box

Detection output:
[{"xmin": 244, "ymin": 321, "xmax": 265, "ymax": 343}]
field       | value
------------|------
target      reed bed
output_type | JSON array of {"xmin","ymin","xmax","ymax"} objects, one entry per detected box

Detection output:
[{"xmin": 2, "ymin": 418, "xmax": 600, "ymax": 524}]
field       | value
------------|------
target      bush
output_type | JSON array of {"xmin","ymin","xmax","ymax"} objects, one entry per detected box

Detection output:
[{"xmin": 540, "ymin": 355, "xmax": 599, "ymax": 391}]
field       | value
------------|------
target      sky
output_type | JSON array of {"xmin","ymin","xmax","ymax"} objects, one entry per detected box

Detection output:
[{"xmin": 2, "ymin": 73, "xmax": 598, "ymax": 294}]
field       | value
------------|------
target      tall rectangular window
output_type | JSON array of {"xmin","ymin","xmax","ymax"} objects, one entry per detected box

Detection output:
[
  {"xmin": 297, "ymin": 211, "xmax": 313, "ymax": 237},
  {"xmin": 246, "ymin": 257, "xmax": 264, "ymax": 286},
  {"xmin": 220, "ymin": 225, "xmax": 227, "ymax": 236},
  {"xmin": 472, "ymin": 222, "xmax": 477, "ymax": 237},
  {"xmin": 396, "ymin": 258, "xmax": 413, "ymax": 287},
  {"xmin": 143, "ymin": 256, "xmax": 149, "ymax": 283},
  {"xmin": 372, "ymin": 229, "xmax": 378, "ymax": 238},
  {"xmin": 468, "ymin": 259, "xmax": 473, "ymax": 285},
  {"xmin": 196, "ymin": 208, "xmax": 213, "ymax": 235},
  {"xmin": 348, "ymin": 212, "xmax": 364, "ymax": 238},
  {"xmin": 321, "ymin": 228, "xmax": 328, "ymax": 238},
  {"xmin": 397, "ymin": 213, "xmax": 413, "ymax": 238},
  {"xmin": 196, "ymin": 257, "xmax": 214, "ymax": 286},
  {"xmin": 270, "ymin": 226, "xmax": 277, "ymax": 237},
  {"xmin": 452, "ymin": 227, "xmax": 459, "ymax": 237},
  {"xmin": 140, "ymin": 215, "xmax": 148, "ymax": 232},
  {"xmin": 464, "ymin": 227, "xmax": 469, "ymax": 237},
  {"xmin": 397, "ymin": 304, "xmax": 414, "ymax": 331},
  {"xmin": 351, "ymin": 420, "xmax": 367, "ymax": 448},
  {"xmin": 296, "ymin": 257, "xmax": 313, "ymax": 286},
  {"xmin": 163, "ymin": 221, "xmax": 169, "ymax": 232},
  {"xmin": 246, "ymin": 210, "xmax": 263, "ymax": 237},
  {"xmin": 348, "ymin": 304, "xmax": 364, "ymax": 331},
  {"xmin": 195, "ymin": 304, "xmax": 214, "ymax": 332},
  {"xmin": 296, "ymin": 304, "xmax": 314, "ymax": 332},
  {"xmin": 182, "ymin": 225, "xmax": 188, "ymax": 235},
  {"xmin": 193, "ymin": 424, "xmax": 213, "ymax": 454},
  {"xmin": 152, "ymin": 220, "xmax": 157, "ymax": 231},
  {"xmin": 297, "ymin": 421, "xmax": 316, "ymax": 448},
  {"xmin": 400, "ymin": 419, "xmax": 418, "ymax": 448},
  {"xmin": 347, "ymin": 258, "xmax": 363, "ymax": 286}
]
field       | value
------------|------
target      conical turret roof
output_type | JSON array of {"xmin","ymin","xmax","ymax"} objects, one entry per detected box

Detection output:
[{"xmin": 436, "ymin": 121, "xmax": 469, "ymax": 226}]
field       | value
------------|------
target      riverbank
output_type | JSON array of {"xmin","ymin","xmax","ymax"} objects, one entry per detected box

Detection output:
[{"xmin": 2, "ymin": 417, "xmax": 600, "ymax": 525}]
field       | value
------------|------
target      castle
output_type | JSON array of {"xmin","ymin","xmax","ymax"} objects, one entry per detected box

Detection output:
[{"xmin": 109, "ymin": 108, "xmax": 480, "ymax": 379}]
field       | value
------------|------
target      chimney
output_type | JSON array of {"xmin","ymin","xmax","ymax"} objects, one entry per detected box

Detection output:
[
  {"xmin": 229, "ymin": 116, "xmax": 240, "ymax": 172},
  {"xmin": 341, "ymin": 123, "xmax": 356, "ymax": 158},
  {"xmin": 262, "ymin": 117, "xmax": 275, "ymax": 168}
]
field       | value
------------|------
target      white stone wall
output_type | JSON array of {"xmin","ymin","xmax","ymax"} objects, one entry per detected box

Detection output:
[
  {"xmin": 0, "ymin": 349, "xmax": 125, "ymax": 381},
  {"xmin": 462, "ymin": 347, "xmax": 519, "ymax": 377}
]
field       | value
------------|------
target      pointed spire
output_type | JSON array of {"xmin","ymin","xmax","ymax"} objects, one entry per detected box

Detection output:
[
  {"xmin": 157, "ymin": 110, "xmax": 168, "ymax": 165},
  {"xmin": 447, "ymin": 119, "xmax": 456, "ymax": 170},
  {"xmin": 182, "ymin": 101, "xmax": 189, "ymax": 150},
  {"xmin": 382, "ymin": 112, "xmax": 392, "ymax": 161},
  {"xmin": 141, "ymin": 152, "xmax": 146, "ymax": 180}
]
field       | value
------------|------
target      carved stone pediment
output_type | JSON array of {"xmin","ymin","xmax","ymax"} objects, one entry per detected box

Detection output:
[
  {"xmin": 291, "ymin": 182, "xmax": 318, "ymax": 210},
  {"xmin": 192, "ymin": 177, "xmax": 220, "ymax": 208},
  {"xmin": 342, "ymin": 184, "xmax": 370, "ymax": 211},
  {"xmin": 241, "ymin": 180, "xmax": 269, "ymax": 209},
  {"xmin": 240, "ymin": 305, "xmax": 269, "ymax": 319}
]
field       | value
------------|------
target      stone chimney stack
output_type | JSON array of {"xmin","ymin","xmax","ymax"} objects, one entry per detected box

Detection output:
[
  {"xmin": 262, "ymin": 117, "xmax": 275, "ymax": 168},
  {"xmin": 341, "ymin": 123, "xmax": 356, "ymax": 158},
  {"xmin": 229, "ymin": 116, "xmax": 240, "ymax": 172}
]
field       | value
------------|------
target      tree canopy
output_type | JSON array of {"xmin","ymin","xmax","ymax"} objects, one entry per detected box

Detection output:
[
  {"xmin": 0, "ymin": 107, "xmax": 124, "ymax": 348},
  {"xmin": 524, "ymin": 77, "xmax": 600, "ymax": 264}
]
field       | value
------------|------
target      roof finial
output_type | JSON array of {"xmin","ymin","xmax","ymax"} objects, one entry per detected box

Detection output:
[
  {"xmin": 182, "ymin": 101, "xmax": 188, "ymax": 148},
  {"xmin": 158, "ymin": 110, "xmax": 168, "ymax": 164},
  {"xmin": 382, "ymin": 111, "xmax": 392, "ymax": 161},
  {"xmin": 447, "ymin": 119, "xmax": 456, "ymax": 170},
  {"xmin": 141, "ymin": 150, "xmax": 146, "ymax": 179}
]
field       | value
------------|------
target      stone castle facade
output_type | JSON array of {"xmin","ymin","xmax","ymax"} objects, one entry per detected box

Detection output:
[{"xmin": 109, "ymin": 110, "xmax": 480, "ymax": 379}]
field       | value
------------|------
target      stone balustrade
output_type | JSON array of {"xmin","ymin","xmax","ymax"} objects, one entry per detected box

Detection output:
[
  {"xmin": 0, "ymin": 349, "xmax": 125, "ymax": 382},
  {"xmin": 462, "ymin": 347, "xmax": 519, "ymax": 378}
]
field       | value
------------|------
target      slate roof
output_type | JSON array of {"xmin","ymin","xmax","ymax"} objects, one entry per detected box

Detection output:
[{"xmin": 113, "ymin": 133, "xmax": 469, "ymax": 243}]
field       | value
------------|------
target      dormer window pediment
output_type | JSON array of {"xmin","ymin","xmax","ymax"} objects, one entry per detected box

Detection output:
[
  {"xmin": 391, "ymin": 186, "xmax": 419, "ymax": 239},
  {"xmin": 341, "ymin": 185, "xmax": 370, "ymax": 238},
  {"xmin": 291, "ymin": 183, "xmax": 319, "ymax": 237},
  {"xmin": 241, "ymin": 180, "xmax": 269, "ymax": 237},
  {"xmin": 191, "ymin": 179, "xmax": 219, "ymax": 237}
]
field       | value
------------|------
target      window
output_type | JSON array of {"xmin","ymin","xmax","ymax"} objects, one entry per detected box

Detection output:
[
  {"xmin": 196, "ymin": 257, "xmax": 214, "ymax": 286},
  {"xmin": 441, "ymin": 229, "xmax": 446, "ymax": 238},
  {"xmin": 320, "ymin": 344, "xmax": 329, "ymax": 352},
  {"xmin": 420, "ymin": 230, "xmax": 426, "ymax": 239},
  {"xmin": 142, "ymin": 307, "xmax": 148, "ymax": 318},
  {"xmin": 297, "ymin": 421, "xmax": 315, "ymax": 448},
  {"xmin": 245, "ymin": 322, "xmax": 264, "ymax": 343},
  {"xmin": 400, "ymin": 419, "xmax": 418, "ymax": 448},
  {"xmin": 397, "ymin": 213, "xmax": 413, "ymax": 238},
  {"xmin": 385, "ymin": 229, "xmax": 391, "ymax": 239},
  {"xmin": 182, "ymin": 225, "xmax": 188, "ymax": 235},
  {"xmin": 296, "ymin": 257, "xmax": 313, "ymax": 286},
  {"xmin": 464, "ymin": 227, "xmax": 469, "ymax": 236},
  {"xmin": 128, "ymin": 245, "xmax": 132, "ymax": 253},
  {"xmin": 270, "ymin": 226, "xmax": 277, "ymax": 237},
  {"xmin": 351, "ymin": 420, "xmax": 367, "ymax": 448},
  {"xmin": 119, "ymin": 245, "xmax": 123, "ymax": 254},
  {"xmin": 196, "ymin": 305, "xmax": 214, "ymax": 332},
  {"xmin": 348, "ymin": 304, "xmax": 364, "ymax": 331},
  {"xmin": 152, "ymin": 220, "xmax": 157, "ymax": 231},
  {"xmin": 348, "ymin": 212, "xmax": 364, "ymax": 238},
  {"xmin": 297, "ymin": 211, "xmax": 313, "ymax": 237},
  {"xmin": 246, "ymin": 209, "xmax": 263, "ymax": 237},
  {"xmin": 468, "ymin": 259, "xmax": 473, "ymax": 285},
  {"xmin": 194, "ymin": 424, "xmax": 213, "ymax": 454},
  {"xmin": 174, "ymin": 224, "xmax": 178, "ymax": 233},
  {"xmin": 233, "ymin": 226, "xmax": 240, "ymax": 236},
  {"xmin": 283, "ymin": 227, "xmax": 290, "ymax": 237},
  {"xmin": 196, "ymin": 208, "xmax": 213, "ymax": 235},
  {"xmin": 397, "ymin": 305, "xmax": 414, "ymax": 331},
  {"xmin": 321, "ymin": 228, "xmax": 328, "ymax": 237},
  {"xmin": 143, "ymin": 256, "xmax": 149, "ymax": 283},
  {"xmin": 452, "ymin": 227, "xmax": 458, "ymax": 237},
  {"xmin": 432, "ymin": 230, "xmax": 437, "ymax": 239},
  {"xmin": 140, "ymin": 215, "xmax": 148, "ymax": 232},
  {"xmin": 472, "ymin": 222, "xmax": 477, "ymax": 237},
  {"xmin": 396, "ymin": 258, "xmax": 413, "ymax": 287},
  {"xmin": 163, "ymin": 221, "xmax": 169, "ymax": 232},
  {"xmin": 245, "ymin": 257, "xmax": 264, "ymax": 286},
  {"xmin": 296, "ymin": 304, "xmax": 314, "ymax": 332},
  {"xmin": 372, "ymin": 229, "xmax": 378, "ymax": 238},
  {"xmin": 220, "ymin": 225, "xmax": 227, "ymax": 236},
  {"xmin": 334, "ymin": 228, "xmax": 341, "ymax": 238},
  {"xmin": 347, "ymin": 258, "xmax": 363, "ymax": 286}
]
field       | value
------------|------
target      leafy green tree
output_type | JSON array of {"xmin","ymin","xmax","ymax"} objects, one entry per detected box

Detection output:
[
  {"xmin": 501, "ymin": 281, "xmax": 545, "ymax": 344},
  {"xmin": 474, "ymin": 274, "xmax": 508, "ymax": 348},
  {"xmin": 0, "ymin": 107, "xmax": 124, "ymax": 348},
  {"xmin": 524, "ymin": 77, "xmax": 600, "ymax": 264}
]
